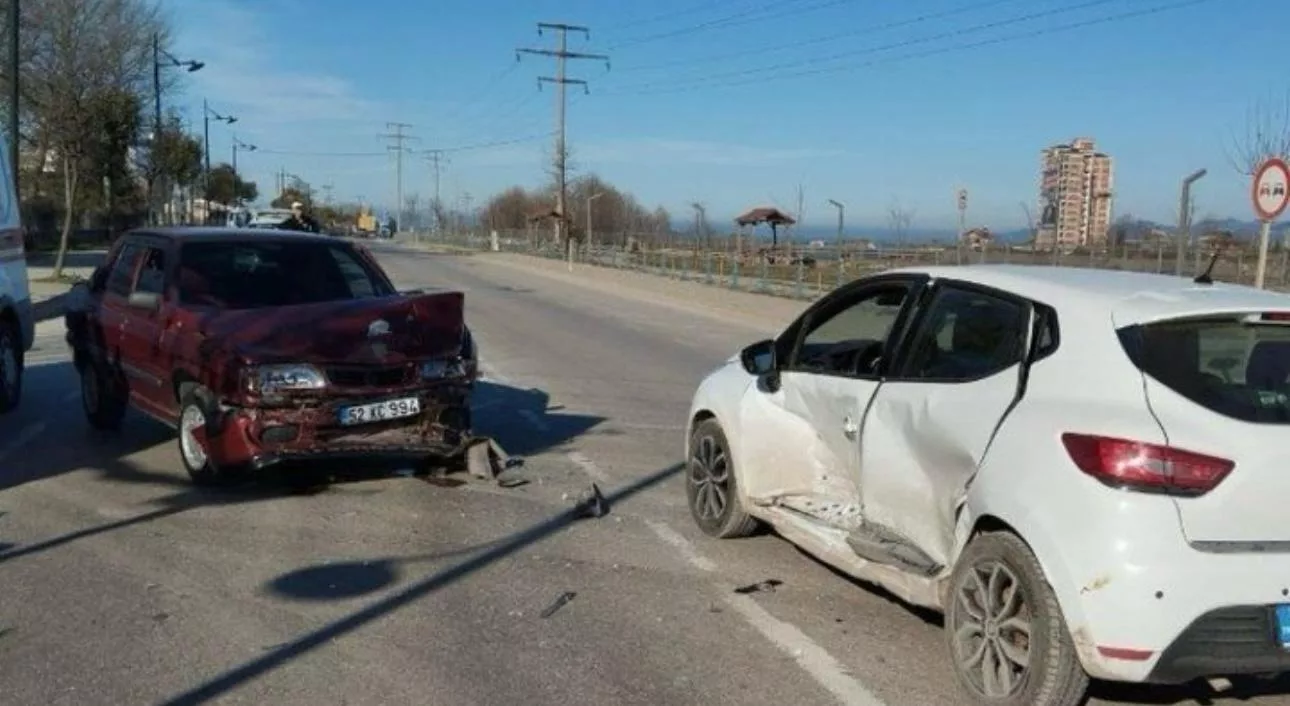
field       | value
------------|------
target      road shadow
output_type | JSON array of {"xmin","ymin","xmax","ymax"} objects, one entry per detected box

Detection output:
[
  {"xmin": 0, "ymin": 480, "xmax": 286, "ymax": 565},
  {"xmin": 157, "ymin": 461, "xmax": 683, "ymax": 706},
  {"xmin": 1091, "ymin": 675, "xmax": 1290, "ymax": 703},
  {"xmin": 471, "ymin": 379, "xmax": 604, "ymax": 458}
]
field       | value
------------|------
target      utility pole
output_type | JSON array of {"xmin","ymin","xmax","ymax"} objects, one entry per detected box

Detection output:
[
  {"xmin": 425, "ymin": 149, "xmax": 447, "ymax": 235},
  {"xmin": 321, "ymin": 183, "xmax": 334, "ymax": 206},
  {"xmin": 518, "ymin": 22, "xmax": 610, "ymax": 270},
  {"xmin": 380, "ymin": 121, "xmax": 417, "ymax": 238}
]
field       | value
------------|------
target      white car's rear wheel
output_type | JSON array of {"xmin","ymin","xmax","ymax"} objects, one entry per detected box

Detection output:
[
  {"xmin": 686, "ymin": 418, "xmax": 759, "ymax": 539},
  {"xmin": 945, "ymin": 530, "xmax": 1089, "ymax": 706}
]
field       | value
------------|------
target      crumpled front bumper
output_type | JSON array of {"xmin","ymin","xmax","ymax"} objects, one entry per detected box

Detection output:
[{"xmin": 199, "ymin": 385, "xmax": 476, "ymax": 471}]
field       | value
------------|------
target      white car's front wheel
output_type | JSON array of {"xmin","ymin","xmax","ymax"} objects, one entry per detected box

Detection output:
[
  {"xmin": 686, "ymin": 418, "xmax": 759, "ymax": 539},
  {"xmin": 945, "ymin": 530, "xmax": 1089, "ymax": 706}
]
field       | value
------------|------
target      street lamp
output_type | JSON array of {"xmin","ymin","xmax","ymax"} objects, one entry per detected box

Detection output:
[
  {"xmin": 151, "ymin": 33, "xmax": 203, "ymax": 223},
  {"xmin": 825, "ymin": 197, "xmax": 846, "ymax": 286},
  {"xmin": 1175, "ymin": 168, "xmax": 1207, "ymax": 276},
  {"xmin": 202, "ymin": 99, "xmax": 236, "ymax": 214}
]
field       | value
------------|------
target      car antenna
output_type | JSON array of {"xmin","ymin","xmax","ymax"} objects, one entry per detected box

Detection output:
[
  {"xmin": 1193, "ymin": 251, "xmax": 1219, "ymax": 285},
  {"xmin": 1193, "ymin": 238, "xmax": 1231, "ymax": 286}
]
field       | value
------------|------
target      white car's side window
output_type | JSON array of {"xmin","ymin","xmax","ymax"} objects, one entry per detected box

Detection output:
[
  {"xmin": 790, "ymin": 284, "xmax": 910, "ymax": 377},
  {"xmin": 899, "ymin": 287, "xmax": 1027, "ymax": 381}
]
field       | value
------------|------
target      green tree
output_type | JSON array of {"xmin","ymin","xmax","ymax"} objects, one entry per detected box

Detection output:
[{"xmin": 204, "ymin": 162, "xmax": 257, "ymax": 205}]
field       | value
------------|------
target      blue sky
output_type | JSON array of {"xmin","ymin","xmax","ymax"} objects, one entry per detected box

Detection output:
[{"xmin": 160, "ymin": 0, "xmax": 1283, "ymax": 230}]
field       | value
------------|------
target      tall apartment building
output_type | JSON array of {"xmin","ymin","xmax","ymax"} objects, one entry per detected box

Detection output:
[{"xmin": 1036, "ymin": 138, "xmax": 1113, "ymax": 249}]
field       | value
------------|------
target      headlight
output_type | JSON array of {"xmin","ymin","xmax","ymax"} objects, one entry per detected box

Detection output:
[
  {"xmin": 243, "ymin": 364, "xmax": 327, "ymax": 394},
  {"xmin": 419, "ymin": 359, "xmax": 466, "ymax": 380}
]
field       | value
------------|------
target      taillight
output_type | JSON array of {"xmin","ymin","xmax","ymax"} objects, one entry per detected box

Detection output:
[{"xmin": 1060, "ymin": 433, "xmax": 1234, "ymax": 497}]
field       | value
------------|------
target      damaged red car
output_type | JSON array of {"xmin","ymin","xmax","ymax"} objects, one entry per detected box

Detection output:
[{"xmin": 64, "ymin": 228, "xmax": 480, "ymax": 485}]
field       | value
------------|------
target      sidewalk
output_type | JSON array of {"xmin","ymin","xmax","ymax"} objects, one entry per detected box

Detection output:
[{"xmin": 24, "ymin": 250, "xmax": 107, "ymax": 323}]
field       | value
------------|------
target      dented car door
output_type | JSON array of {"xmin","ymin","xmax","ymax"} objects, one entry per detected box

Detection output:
[
  {"xmin": 854, "ymin": 281, "xmax": 1033, "ymax": 574},
  {"xmin": 737, "ymin": 276, "xmax": 923, "ymax": 521}
]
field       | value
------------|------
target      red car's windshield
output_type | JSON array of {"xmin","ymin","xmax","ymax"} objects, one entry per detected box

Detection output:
[{"xmin": 176, "ymin": 240, "xmax": 395, "ymax": 310}]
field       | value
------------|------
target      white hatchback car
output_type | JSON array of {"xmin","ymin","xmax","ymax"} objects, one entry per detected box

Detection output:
[{"xmin": 685, "ymin": 263, "xmax": 1290, "ymax": 706}]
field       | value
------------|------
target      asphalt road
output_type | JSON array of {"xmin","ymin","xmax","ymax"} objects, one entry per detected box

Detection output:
[{"xmin": 1, "ymin": 241, "xmax": 1288, "ymax": 706}]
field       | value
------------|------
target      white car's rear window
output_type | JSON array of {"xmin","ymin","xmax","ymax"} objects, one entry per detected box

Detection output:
[{"xmin": 1119, "ymin": 315, "xmax": 1290, "ymax": 424}]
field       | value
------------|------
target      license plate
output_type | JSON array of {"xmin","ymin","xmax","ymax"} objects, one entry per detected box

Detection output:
[
  {"xmin": 338, "ymin": 397, "xmax": 422, "ymax": 426},
  {"xmin": 1276, "ymin": 605, "xmax": 1290, "ymax": 648}
]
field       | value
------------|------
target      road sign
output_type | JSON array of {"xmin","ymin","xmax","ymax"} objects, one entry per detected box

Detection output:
[{"xmin": 1253, "ymin": 157, "xmax": 1290, "ymax": 221}]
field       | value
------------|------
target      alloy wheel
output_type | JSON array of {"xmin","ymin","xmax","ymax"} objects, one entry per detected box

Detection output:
[
  {"xmin": 951, "ymin": 560, "xmax": 1033, "ymax": 699},
  {"xmin": 688, "ymin": 434, "xmax": 730, "ymax": 521}
]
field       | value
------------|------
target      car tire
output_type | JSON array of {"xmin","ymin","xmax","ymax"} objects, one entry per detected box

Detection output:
[
  {"xmin": 176, "ymin": 385, "xmax": 241, "ymax": 486},
  {"xmin": 0, "ymin": 316, "xmax": 23, "ymax": 414},
  {"xmin": 81, "ymin": 360, "xmax": 127, "ymax": 431},
  {"xmin": 945, "ymin": 530, "xmax": 1089, "ymax": 706},
  {"xmin": 686, "ymin": 418, "xmax": 760, "ymax": 539}
]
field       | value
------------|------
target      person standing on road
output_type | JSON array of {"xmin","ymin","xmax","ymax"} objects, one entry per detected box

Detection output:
[{"xmin": 282, "ymin": 201, "xmax": 321, "ymax": 233}]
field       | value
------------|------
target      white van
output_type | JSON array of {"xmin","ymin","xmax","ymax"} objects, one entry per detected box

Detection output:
[{"xmin": 0, "ymin": 140, "xmax": 29, "ymax": 414}]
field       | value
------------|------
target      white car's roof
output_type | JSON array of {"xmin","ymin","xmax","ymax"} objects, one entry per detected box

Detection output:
[{"xmin": 888, "ymin": 264, "xmax": 1290, "ymax": 326}]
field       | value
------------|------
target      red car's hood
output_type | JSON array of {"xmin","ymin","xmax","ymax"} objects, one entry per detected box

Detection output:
[{"xmin": 198, "ymin": 291, "xmax": 466, "ymax": 365}]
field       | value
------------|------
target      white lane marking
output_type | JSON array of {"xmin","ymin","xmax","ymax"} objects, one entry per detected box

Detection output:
[
  {"xmin": 566, "ymin": 450, "xmax": 610, "ymax": 482},
  {"xmin": 0, "ymin": 422, "xmax": 48, "ymax": 466},
  {"xmin": 645, "ymin": 520, "xmax": 717, "ymax": 572},
  {"xmin": 645, "ymin": 519, "xmax": 887, "ymax": 706},
  {"xmin": 722, "ymin": 594, "xmax": 887, "ymax": 706}
]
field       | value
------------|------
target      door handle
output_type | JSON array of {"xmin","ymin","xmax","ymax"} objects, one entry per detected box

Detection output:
[{"xmin": 842, "ymin": 416, "xmax": 859, "ymax": 439}]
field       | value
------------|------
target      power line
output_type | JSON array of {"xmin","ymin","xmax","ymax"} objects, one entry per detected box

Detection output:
[
  {"xmin": 604, "ymin": 0, "xmax": 1205, "ymax": 96},
  {"xmin": 608, "ymin": 0, "xmax": 851, "ymax": 50},
  {"xmin": 517, "ymin": 22, "xmax": 609, "ymax": 256},
  {"xmin": 608, "ymin": 0, "xmax": 1122, "ymax": 93},
  {"xmin": 616, "ymin": 0, "xmax": 1021, "ymax": 73},
  {"xmin": 601, "ymin": 0, "xmax": 740, "ymax": 32},
  {"xmin": 254, "ymin": 132, "xmax": 554, "ymax": 158}
]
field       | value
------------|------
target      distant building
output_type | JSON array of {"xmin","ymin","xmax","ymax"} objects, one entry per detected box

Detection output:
[{"xmin": 1036, "ymin": 138, "xmax": 1113, "ymax": 249}]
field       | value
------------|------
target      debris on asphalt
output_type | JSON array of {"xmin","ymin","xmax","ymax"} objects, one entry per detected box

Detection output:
[
  {"xmin": 733, "ymin": 579, "xmax": 783, "ymax": 595},
  {"xmin": 465, "ymin": 437, "xmax": 524, "ymax": 482},
  {"xmin": 573, "ymin": 483, "xmax": 607, "ymax": 518},
  {"xmin": 540, "ymin": 591, "xmax": 577, "ymax": 618},
  {"xmin": 496, "ymin": 470, "xmax": 529, "ymax": 488}
]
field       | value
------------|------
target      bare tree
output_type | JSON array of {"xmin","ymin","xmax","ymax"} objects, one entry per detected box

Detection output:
[
  {"xmin": 1227, "ymin": 91, "xmax": 1290, "ymax": 176},
  {"xmin": 26, "ymin": 0, "xmax": 168, "ymax": 275},
  {"xmin": 888, "ymin": 197, "xmax": 914, "ymax": 246}
]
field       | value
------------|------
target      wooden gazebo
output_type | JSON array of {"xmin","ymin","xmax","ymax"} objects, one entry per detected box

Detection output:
[{"xmin": 735, "ymin": 206, "xmax": 796, "ymax": 248}]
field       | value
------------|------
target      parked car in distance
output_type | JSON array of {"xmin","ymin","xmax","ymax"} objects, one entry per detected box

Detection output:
[
  {"xmin": 684, "ymin": 263, "xmax": 1290, "ymax": 706},
  {"xmin": 64, "ymin": 227, "xmax": 479, "ymax": 485},
  {"xmin": 0, "ymin": 140, "xmax": 29, "ymax": 414}
]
